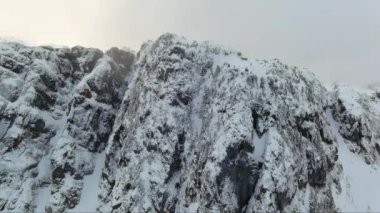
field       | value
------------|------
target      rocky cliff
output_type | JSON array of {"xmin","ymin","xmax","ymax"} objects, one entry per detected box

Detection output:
[{"xmin": 1, "ymin": 34, "xmax": 380, "ymax": 212}]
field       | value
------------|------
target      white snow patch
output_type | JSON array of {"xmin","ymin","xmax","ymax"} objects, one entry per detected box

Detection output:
[
  {"xmin": 327, "ymin": 110, "xmax": 380, "ymax": 212},
  {"xmin": 35, "ymin": 186, "xmax": 50, "ymax": 213},
  {"xmin": 191, "ymin": 114, "xmax": 202, "ymax": 138},
  {"xmin": 335, "ymin": 84, "xmax": 373, "ymax": 117},
  {"xmin": 185, "ymin": 202, "xmax": 199, "ymax": 212},
  {"xmin": 34, "ymin": 155, "xmax": 52, "ymax": 212},
  {"xmin": 253, "ymin": 131, "xmax": 267, "ymax": 161},
  {"xmin": 70, "ymin": 152, "xmax": 106, "ymax": 212}
]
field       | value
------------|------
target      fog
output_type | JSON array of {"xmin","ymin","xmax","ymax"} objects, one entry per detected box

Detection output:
[{"xmin": 1, "ymin": 0, "xmax": 379, "ymax": 85}]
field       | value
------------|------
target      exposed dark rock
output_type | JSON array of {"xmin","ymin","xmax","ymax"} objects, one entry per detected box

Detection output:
[
  {"xmin": 217, "ymin": 141, "xmax": 260, "ymax": 211},
  {"xmin": 169, "ymin": 46, "xmax": 186, "ymax": 59},
  {"xmin": 79, "ymin": 89, "xmax": 92, "ymax": 98},
  {"xmin": 52, "ymin": 167, "xmax": 65, "ymax": 180},
  {"xmin": 32, "ymin": 86, "xmax": 56, "ymax": 110},
  {"xmin": 307, "ymin": 149, "xmax": 327, "ymax": 187},
  {"xmin": 165, "ymin": 131, "xmax": 186, "ymax": 183},
  {"xmin": 0, "ymin": 56, "xmax": 24, "ymax": 73}
]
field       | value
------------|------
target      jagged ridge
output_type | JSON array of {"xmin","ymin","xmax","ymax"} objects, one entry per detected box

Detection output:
[{"xmin": 1, "ymin": 34, "xmax": 380, "ymax": 212}]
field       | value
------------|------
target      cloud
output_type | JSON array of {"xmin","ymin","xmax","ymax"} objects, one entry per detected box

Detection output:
[{"xmin": 0, "ymin": 0, "xmax": 379, "ymax": 85}]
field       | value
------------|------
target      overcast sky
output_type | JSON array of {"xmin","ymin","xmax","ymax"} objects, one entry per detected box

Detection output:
[{"xmin": 0, "ymin": 0, "xmax": 379, "ymax": 86}]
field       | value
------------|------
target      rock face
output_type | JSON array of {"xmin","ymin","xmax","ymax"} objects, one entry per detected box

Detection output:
[
  {"xmin": 1, "ymin": 34, "xmax": 380, "ymax": 212},
  {"xmin": 0, "ymin": 42, "xmax": 134, "ymax": 212}
]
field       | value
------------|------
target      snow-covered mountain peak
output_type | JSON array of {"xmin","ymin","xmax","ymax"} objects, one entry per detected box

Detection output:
[{"xmin": 1, "ymin": 35, "xmax": 380, "ymax": 212}]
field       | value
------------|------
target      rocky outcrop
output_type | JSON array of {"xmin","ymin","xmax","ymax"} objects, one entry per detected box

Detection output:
[
  {"xmin": 1, "ymin": 34, "xmax": 380, "ymax": 212},
  {"xmin": 330, "ymin": 84, "xmax": 380, "ymax": 164},
  {"xmin": 0, "ymin": 42, "xmax": 134, "ymax": 212},
  {"xmin": 96, "ymin": 34, "xmax": 341, "ymax": 213}
]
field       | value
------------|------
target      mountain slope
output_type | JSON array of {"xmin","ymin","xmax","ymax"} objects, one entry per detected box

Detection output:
[
  {"xmin": 0, "ymin": 34, "xmax": 380, "ymax": 212},
  {"xmin": 0, "ymin": 42, "xmax": 134, "ymax": 212}
]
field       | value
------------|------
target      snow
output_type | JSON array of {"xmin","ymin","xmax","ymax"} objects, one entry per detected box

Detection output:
[
  {"xmin": 75, "ymin": 57, "xmax": 111, "ymax": 91},
  {"xmin": 253, "ymin": 131, "xmax": 267, "ymax": 161},
  {"xmin": 0, "ymin": 40, "xmax": 132, "ymax": 212},
  {"xmin": 191, "ymin": 114, "xmax": 202, "ymax": 138},
  {"xmin": 210, "ymin": 50, "xmax": 266, "ymax": 79},
  {"xmin": 327, "ymin": 110, "xmax": 380, "ymax": 212},
  {"xmin": 70, "ymin": 152, "xmax": 106, "ymax": 212},
  {"xmin": 35, "ymin": 186, "xmax": 50, "ymax": 213},
  {"xmin": 185, "ymin": 202, "xmax": 199, "ymax": 212},
  {"xmin": 190, "ymin": 88, "xmax": 204, "ymax": 139},
  {"xmin": 335, "ymin": 84, "xmax": 374, "ymax": 117},
  {"xmin": 5, "ymin": 117, "xmax": 22, "ymax": 138},
  {"xmin": 36, "ymin": 155, "xmax": 51, "ymax": 183},
  {"xmin": 3, "ymin": 33, "xmax": 380, "ymax": 212},
  {"xmin": 0, "ymin": 148, "xmax": 38, "ymax": 172},
  {"xmin": 34, "ymin": 155, "xmax": 52, "ymax": 212}
]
